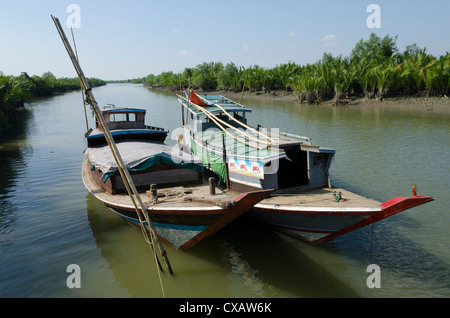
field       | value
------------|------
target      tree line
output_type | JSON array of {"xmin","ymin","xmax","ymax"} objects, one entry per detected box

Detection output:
[
  {"xmin": 0, "ymin": 71, "xmax": 105, "ymax": 135},
  {"xmin": 135, "ymin": 33, "xmax": 450, "ymax": 105}
]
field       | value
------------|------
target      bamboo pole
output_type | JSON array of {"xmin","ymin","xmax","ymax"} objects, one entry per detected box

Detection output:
[
  {"xmin": 258, "ymin": 124, "xmax": 311, "ymax": 142},
  {"xmin": 178, "ymin": 95, "xmax": 266, "ymax": 150},
  {"xmin": 70, "ymin": 27, "xmax": 89, "ymax": 132},
  {"xmin": 177, "ymin": 94, "xmax": 271, "ymax": 149},
  {"xmin": 51, "ymin": 16, "xmax": 173, "ymax": 281},
  {"xmin": 195, "ymin": 92, "xmax": 276, "ymax": 143}
]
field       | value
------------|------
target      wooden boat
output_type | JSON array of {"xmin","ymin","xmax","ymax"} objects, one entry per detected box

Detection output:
[
  {"xmin": 176, "ymin": 91, "xmax": 435, "ymax": 244},
  {"xmin": 82, "ymin": 106, "xmax": 273, "ymax": 251}
]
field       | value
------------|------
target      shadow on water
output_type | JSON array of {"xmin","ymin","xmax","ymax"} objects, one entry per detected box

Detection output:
[
  {"xmin": 333, "ymin": 217, "xmax": 450, "ymax": 297},
  {"xmin": 213, "ymin": 215, "xmax": 361, "ymax": 298}
]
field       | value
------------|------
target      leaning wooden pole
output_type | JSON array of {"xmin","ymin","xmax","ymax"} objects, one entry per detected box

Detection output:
[
  {"xmin": 51, "ymin": 16, "xmax": 173, "ymax": 276},
  {"xmin": 70, "ymin": 27, "xmax": 89, "ymax": 132}
]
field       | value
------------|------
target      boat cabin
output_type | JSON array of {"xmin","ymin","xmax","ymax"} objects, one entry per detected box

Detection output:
[
  {"xmin": 86, "ymin": 106, "xmax": 168, "ymax": 147},
  {"xmin": 182, "ymin": 95, "xmax": 252, "ymax": 132},
  {"xmin": 179, "ymin": 94, "xmax": 336, "ymax": 192},
  {"xmin": 99, "ymin": 107, "xmax": 147, "ymax": 130}
]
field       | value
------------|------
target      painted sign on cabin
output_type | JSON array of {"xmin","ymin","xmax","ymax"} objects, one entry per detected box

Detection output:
[{"xmin": 228, "ymin": 158, "xmax": 264, "ymax": 179}]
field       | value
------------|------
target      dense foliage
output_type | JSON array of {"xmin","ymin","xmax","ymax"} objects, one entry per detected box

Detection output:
[
  {"xmin": 138, "ymin": 33, "xmax": 450, "ymax": 105},
  {"xmin": 0, "ymin": 71, "xmax": 105, "ymax": 135}
]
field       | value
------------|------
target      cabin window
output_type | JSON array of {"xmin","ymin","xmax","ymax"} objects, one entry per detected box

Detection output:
[
  {"xmin": 313, "ymin": 154, "xmax": 326, "ymax": 165},
  {"xmin": 108, "ymin": 113, "xmax": 138, "ymax": 122},
  {"xmin": 128, "ymin": 113, "xmax": 136, "ymax": 122},
  {"xmin": 110, "ymin": 113, "xmax": 127, "ymax": 122},
  {"xmin": 234, "ymin": 113, "xmax": 243, "ymax": 121}
]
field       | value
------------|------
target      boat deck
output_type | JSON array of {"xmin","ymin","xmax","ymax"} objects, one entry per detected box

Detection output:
[
  {"xmin": 82, "ymin": 155, "xmax": 238, "ymax": 210},
  {"xmin": 258, "ymin": 187, "xmax": 382, "ymax": 211},
  {"xmin": 87, "ymin": 127, "xmax": 167, "ymax": 137}
]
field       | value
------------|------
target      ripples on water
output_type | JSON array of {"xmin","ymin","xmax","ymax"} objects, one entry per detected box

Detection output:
[{"xmin": 0, "ymin": 84, "xmax": 449, "ymax": 298}]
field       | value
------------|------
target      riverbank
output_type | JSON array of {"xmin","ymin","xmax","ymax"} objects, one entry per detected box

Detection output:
[
  {"xmin": 0, "ymin": 72, "xmax": 106, "ymax": 136},
  {"xmin": 222, "ymin": 90, "xmax": 450, "ymax": 113},
  {"xmin": 147, "ymin": 85, "xmax": 450, "ymax": 114}
]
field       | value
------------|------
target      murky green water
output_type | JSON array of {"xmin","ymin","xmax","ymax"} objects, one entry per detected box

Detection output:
[{"xmin": 1, "ymin": 84, "xmax": 449, "ymax": 298}]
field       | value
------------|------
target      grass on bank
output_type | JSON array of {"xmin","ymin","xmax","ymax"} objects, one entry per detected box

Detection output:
[{"xmin": 130, "ymin": 33, "xmax": 450, "ymax": 105}]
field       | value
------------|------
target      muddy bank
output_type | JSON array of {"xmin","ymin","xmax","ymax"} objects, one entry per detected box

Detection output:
[
  {"xmin": 212, "ymin": 90, "xmax": 450, "ymax": 114},
  {"xmin": 347, "ymin": 96, "xmax": 450, "ymax": 113},
  {"xmin": 145, "ymin": 85, "xmax": 450, "ymax": 114}
]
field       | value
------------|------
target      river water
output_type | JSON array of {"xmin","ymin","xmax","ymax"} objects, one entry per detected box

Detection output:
[{"xmin": 0, "ymin": 83, "xmax": 449, "ymax": 298}]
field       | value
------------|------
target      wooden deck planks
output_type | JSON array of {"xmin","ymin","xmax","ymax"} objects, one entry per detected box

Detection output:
[{"xmin": 262, "ymin": 187, "xmax": 381, "ymax": 209}]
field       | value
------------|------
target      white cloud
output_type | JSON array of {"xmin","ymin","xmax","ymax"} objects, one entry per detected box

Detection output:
[
  {"xmin": 178, "ymin": 49, "xmax": 193, "ymax": 56},
  {"xmin": 320, "ymin": 34, "xmax": 339, "ymax": 47},
  {"xmin": 171, "ymin": 27, "xmax": 178, "ymax": 32},
  {"xmin": 287, "ymin": 32, "xmax": 296, "ymax": 37},
  {"xmin": 243, "ymin": 43, "xmax": 249, "ymax": 51}
]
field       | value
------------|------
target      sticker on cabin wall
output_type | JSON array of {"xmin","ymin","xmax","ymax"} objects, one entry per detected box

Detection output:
[{"xmin": 228, "ymin": 158, "xmax": 264, "ymax": 179}]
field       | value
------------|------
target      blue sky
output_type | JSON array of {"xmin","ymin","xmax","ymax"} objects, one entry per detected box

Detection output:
[{"xmin": 1, "ymin": 0, "xmax": 449, "ymax": 80}]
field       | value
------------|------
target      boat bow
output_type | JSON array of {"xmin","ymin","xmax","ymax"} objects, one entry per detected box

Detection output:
[
  {"xmin": 314, "ymin": 195, "xmax": 435, "ymax": 244},
  {"xmin": 174, "ymin": 189, "xmax": 274, "ymax": 251}
]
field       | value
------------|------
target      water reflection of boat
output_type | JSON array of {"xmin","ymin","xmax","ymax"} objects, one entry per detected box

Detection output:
[
  {"xmin": 82, "ymin": 106, "xmax": 272, "ymax": 251},
  {"xmin": 177, "ymin": 91, "xmax": 435, "ymax": 244}
]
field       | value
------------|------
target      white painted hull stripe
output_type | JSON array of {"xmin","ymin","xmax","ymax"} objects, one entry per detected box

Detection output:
[{"xmin": 254, "ymin": 203, "xmax": 381, "ymax": 212}]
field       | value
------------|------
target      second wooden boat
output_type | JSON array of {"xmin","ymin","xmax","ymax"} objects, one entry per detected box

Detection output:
[{"xmin": 176, "ymin": 91, "xmax": 435, "ymax": 244}]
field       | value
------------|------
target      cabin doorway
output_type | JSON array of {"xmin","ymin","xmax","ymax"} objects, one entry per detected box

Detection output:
[{"xmin": 277, "ymin": 148, "xmax": 308, "ymax": 189}]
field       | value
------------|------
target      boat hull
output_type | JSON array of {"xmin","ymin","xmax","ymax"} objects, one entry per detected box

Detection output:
[
  {"xmin": 251, "ymin": 194, "xmax": 434, "ymax": 244},
  {"xmin": 102, "ymin": 190, "xmax": 273, "ymax": 251},
  {"xmin": 82, "ymin": 152, "xmax": 272, "ymax": 250}
]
